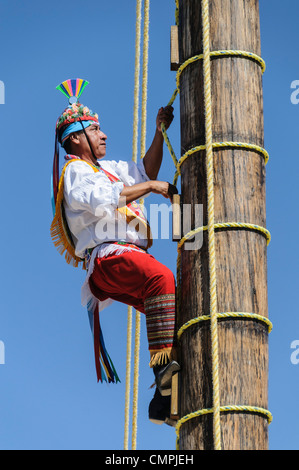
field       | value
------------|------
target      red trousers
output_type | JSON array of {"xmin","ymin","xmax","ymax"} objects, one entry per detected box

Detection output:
[{"xmin": 89, "ymin": 250, "xmax": 177, "ymax": 366}]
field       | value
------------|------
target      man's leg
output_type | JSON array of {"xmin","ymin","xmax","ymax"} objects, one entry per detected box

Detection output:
[
  {"xmin": 89, "ymin": 250, "xmax": 180, "ymax": 425},
  {"xmin": 88, "ymin": 250, "xmax": 177, "ymax": 366}
]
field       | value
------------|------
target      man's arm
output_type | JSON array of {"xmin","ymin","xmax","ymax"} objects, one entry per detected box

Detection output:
[
  {"xmin": 143, "ymin": 106, "xmax": 174, "ymax": 180},
  {"xmin": 119, "ymin": 180, "xmax": 172, "ymax": 206}
]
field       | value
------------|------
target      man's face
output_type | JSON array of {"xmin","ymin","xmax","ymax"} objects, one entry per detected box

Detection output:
[{"xmin": 84, "ymin": 123, "xmax": 107, "ymax": 159}]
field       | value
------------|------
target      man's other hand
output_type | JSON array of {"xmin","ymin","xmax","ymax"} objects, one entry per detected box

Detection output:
[{"xmin": 156, "ymin": 106, "xmax": 174, "ymax": 132}]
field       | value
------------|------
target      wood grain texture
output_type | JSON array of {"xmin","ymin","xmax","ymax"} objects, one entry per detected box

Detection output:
[{"xmin": 177, "ymin": 0, "xmax": 269, "ymax": 450}]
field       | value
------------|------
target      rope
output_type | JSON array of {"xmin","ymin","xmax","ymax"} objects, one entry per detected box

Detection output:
[
  {"xmin": 124, "ymin": 0, "xmax": 150, "ymax": 451},
  {"xmin": 176, "ymin": 51, "xmax": 266, "ymax": 93},
  {"xmin": 163, "ymin": 0, "xmax": 273, "ymax": 450},
  {"xmin": 131, "ymin": 310, "xmax": 141, "ymax": 450},
  {"xmin": 173, "ymin": 142, "xmax": 269, "ymax": 185},
  {"xmin": 178, "ymin": 312, "xmax": 273, "ymax": 341},
  {"xmin": 123, "ymin": 305, "xmax": 133, "ymax": 450},
  {"xmin": 201, "ymin": 0, "xmax": 221, "ymax": 449},
  {"xmin": 140, "ymin": 0, "xmax": 150, "ymax": 159},
  {"xmin": 175, "ymin": 405, "xmax": 272, "ymax": 450},
  {"xmin": 177, "ymin": 222, "xmax": 271, "ymax": 250},
  {"xmin": 131, "ymin": 0, "xmax": 150, "ymax": 451},
  {"xmin": 124, "ymin": 0, "xmax": 142, "ymax": 451}
]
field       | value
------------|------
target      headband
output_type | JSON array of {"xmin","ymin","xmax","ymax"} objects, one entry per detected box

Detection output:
[{"xmin": 60, "ymin": 120, "xmax": 99, "ymax": 146}]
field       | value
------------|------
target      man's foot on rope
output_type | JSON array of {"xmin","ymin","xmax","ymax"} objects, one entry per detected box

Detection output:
[
  {"xmin": 153, "ymin": 360, "xmax": 180, "ymax": 396},
  {"xmin": 148, "ymin": 388, "xmax": 176, "ymax": 427}
]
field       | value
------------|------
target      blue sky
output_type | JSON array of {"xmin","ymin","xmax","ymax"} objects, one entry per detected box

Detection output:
[{"xmin": 0, "ymin": 0, "xmax": 298, "ymax": 450}]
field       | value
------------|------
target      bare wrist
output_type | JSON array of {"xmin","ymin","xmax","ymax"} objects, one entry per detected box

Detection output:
[
  {"xmin": 155, "ymin": 127, "xmax": 164, "ymax": 138},
  {"xmin": 148, "ymin": 180, "xmax": 155, "ymax": 192}
]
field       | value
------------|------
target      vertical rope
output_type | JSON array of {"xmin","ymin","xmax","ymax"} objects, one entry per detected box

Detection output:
[
  {"xmin": 201, "ymin": 0, "xmax": 221, "ymax": 450},
  {"xmin": 140, "ymin": 0, "xmax": 150, "ymax": 159},
  {"xmin": 130, "ymin": 0, "xmax": 142, "ymax": 450},
  {"xmin": 131, "ymin": 310, "xmax": 141, "ymax": 450},
  {"xmin": 131, "ymin": 0, "xmax": 150, "ymax": 451},
  {"xmin": 175, "ymin": 0, "xmax": 179, "ymax": 26},
  {"xmin": 124, "ymin": 0, "xmax": 142, "ymax": 451},
  {"xmin": 132, "ymin": 0, "xmax": 142, "ymax": 165},
  {"xmin": 124, "ymin": 306, "xmax": 133, "ymax": 450}
]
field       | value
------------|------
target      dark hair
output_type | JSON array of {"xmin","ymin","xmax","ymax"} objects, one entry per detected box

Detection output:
[
  {"xmin": 63, "ymin": 138, "xmax": 73, "ymax": 155},
  {"xmin": 58, "ymin": 125, "xmax": 84, "ymax": 154}
]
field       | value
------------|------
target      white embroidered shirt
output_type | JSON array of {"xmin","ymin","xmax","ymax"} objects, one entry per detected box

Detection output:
[{"xmin": 63, "ymin": 157, "xmax": 150, "ymax": 259}]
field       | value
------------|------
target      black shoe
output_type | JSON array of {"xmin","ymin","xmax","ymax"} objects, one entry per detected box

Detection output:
[
  {"xmin": 148, "ymin": 388, "xmax": 176, "ymax": 427},
  {"xmin": 153, "ymin": 361, "xmax": 180, "ymax": 396}
]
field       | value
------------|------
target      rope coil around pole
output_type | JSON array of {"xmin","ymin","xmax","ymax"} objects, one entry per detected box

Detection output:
[
  {"xmin": 173, "ymin": 142, "xmax": 269, "ymax": 185},
  {"xmin": 175, "ymin": 405, "xmax": 273, "ymax": 450},
  {"xmin": 176, "ymin": 50, "xmax": 266, "ymax": 93},
  {"xmin": 177, "ymin": 222, "xmax": 271, "ymax": 250},
  {"xmin": 177, "ymin": 312, "xmax": 273, "ymax": 341}
]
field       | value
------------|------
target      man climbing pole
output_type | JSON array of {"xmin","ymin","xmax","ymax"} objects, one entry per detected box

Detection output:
[{"xmin": 51, "ymin": 79, "xmax": 180, "ymax": 426}]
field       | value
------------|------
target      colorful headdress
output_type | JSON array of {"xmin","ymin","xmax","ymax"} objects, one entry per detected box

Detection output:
[{"xmin": 52, "ymin": 79, "xmax": 99, "ymax": 214}]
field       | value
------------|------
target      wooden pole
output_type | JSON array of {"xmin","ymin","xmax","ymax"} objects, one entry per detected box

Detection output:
[{"xmin": 177, "ymin": 0, "xmax": 269, "ymax": 450}]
